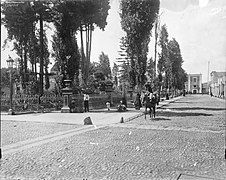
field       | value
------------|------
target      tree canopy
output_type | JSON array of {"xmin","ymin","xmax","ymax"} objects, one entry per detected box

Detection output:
[{"xmin": 120, "ymin": 0, "xmax": 160, "ymax": 91}]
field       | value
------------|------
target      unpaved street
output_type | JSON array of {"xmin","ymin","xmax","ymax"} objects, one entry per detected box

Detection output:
[{"xmin": 0, "ymin": 94, "xmax": 225, "ymax": 180}]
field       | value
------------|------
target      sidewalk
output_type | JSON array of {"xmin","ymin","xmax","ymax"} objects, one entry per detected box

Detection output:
[{"xmin": 1, "ymin": 96, "xmax": 182, "ymax": 125}]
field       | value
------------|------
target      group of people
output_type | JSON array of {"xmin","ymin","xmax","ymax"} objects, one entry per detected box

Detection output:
[{"xmin": 83, "ymin": 88, "xmax": 159, "ymax": 117}]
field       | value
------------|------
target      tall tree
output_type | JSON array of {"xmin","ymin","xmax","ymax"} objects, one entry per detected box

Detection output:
[
  {"xmin": 32, "ymin": 1, "xmax": 53, "ymax": 95},
  {"xmin": 78, "ymin": 0, "xmax": 110, "ymax": 85},
  {"xmin": 168, "ymin": 38, "xmax": 187, "ymax": 92},
  {"xmin": 157, "ymin": 24, "xmax": 170, "ymax": 98},
  {"xmin": 120, "ymin": 0, "xmax": 160, "ymax": 91},
  {"xmin": 112, "ymin": 63, "xmax": 119, "ymax": 87},
  {"xmin": 2, "ymin": 1, "xmax": 53, "ymax": 95},
  {"xmin": 146, "ymin": 57, "xmax": 155, "ymax": 83},
  {"xmin": 98, "ymin": 52, "xmax": 111, "ymax": 79},
  {"xmin": 52, "ymin": 1, "xmax": 81, "ymax": 86},
  {"xmin": 2, "ymin": 1, "xmax": 36, "ymax": 90},
  {"xmin": 51, "ymin": 0, "xmax": 110, "ymax": 88},
  {"xmin": 116, "ymin": 37, "xmax": 134, "ymax": 87}
]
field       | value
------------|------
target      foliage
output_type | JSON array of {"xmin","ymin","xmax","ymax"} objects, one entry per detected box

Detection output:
[
  {"xmin": 116, "ymin": 37, "xmax": 134, "ymax": 86},
  {"xmin": 157, "ymin": 24, "xmax": 187, "ymax": 93},
  {"xmin": 112, "ymin": 63, "xmax": 119, "ymax": 86},
  {"xmin": 2, "ymin": 1, "xmax": 52, "ymax": 94},
  {"xmin": 52, "ymin": 2, "xmax": 81, "ymax": 85},
  {"xmin": 52, "ymin": 0, "xmax": 110, "ymax": 87},
  {"xmin": 77, "ymin": 0, "xmax": 110, "ymax": 85},
  {"xmin": 146, "ymin": 57, "xmax": 155, "ymax": 83},
  {"xmin": 168, "ymin": 38, "xmax": 187, "ymax": 90},
  {"xmin": 98, "ymin": 52, "xmax": 112, "ymax": 79},
  {"xmin": 1, "ymin": 68, "xmax": 19, "ymax": 88},
  {"xmin": 158, "ymin": 24, "xmax": 169, "ymax": 74},
  {"xmin": 120, "ymin": 0, "xmax": 160, "ymax": 90}
]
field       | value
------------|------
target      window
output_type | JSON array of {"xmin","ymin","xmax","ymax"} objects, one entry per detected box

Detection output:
[
  {"xmin": 193, "ymin": 78, "xmax": 196, "ymax": 82},
  {"xmin": 194, "ymin": 85, "xmax": 196, "ymax": 88}
]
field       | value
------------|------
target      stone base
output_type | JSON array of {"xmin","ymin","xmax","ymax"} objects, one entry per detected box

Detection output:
[
  {"xmin": 61, "ymin": 106, "xmax": 70, "ymax": 113},
  {"xmin": 71, "ymin": 107, "xmax": 84, "ymax": 113}
]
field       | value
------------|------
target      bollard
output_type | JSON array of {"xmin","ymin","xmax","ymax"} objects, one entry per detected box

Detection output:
[{"xmin": 120, "ymin": 117, "xmax": 124, "ymax": 123}]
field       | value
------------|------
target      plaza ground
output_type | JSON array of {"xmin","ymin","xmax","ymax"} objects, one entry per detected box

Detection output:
[{"xmin": 0, "ymin": 94, "xmax": 225, "ymax": 180}]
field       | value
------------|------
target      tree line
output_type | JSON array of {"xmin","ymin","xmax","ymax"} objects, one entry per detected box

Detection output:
[
  {"xmin": 1, "ymin": 0, "xmax": 187, "ymax": 97},
  {"xmin": 117, "ymin": 0, "xmax": 187, "ymax": 96},
  {"xmin": 1, "ymin": 0, "xmax": 110, "ymax": 95}
]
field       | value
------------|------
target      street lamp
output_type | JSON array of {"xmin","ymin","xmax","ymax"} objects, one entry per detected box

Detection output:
[{"xmin": 7, "ymin": 57, "xmax": 15, "ymax": 115}]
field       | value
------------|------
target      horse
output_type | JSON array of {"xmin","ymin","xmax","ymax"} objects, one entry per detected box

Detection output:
[{"xmin": 142, "ymin": 92, "xmax": 156, "ymax": 119}]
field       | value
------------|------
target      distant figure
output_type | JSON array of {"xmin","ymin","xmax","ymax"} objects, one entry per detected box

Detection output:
[
  {"xmin": 210, "ymin": 92, "xmax": 213, "ymax": 97},
  {"xmin": 150, "ymin": 93, "xmax": 157, "ymax": 118},
  {"xmin": 84, "ymin": 94, "xmax": 90, "ymax": 112},
  {"xmin": 121, "ymin": 97, "xmax": 127, "ymax": 108},
  {"xmin": 134, "ymin": 93, "xmax": 142, "ymax": 110},
  {"xmin": 106, "ymin": 102, "xmax": 110, "ymax": 111},
  {"xmin": 117, "ymin": 100, "xmax": 127, "ymax": 112},
  {"xmin": 183, "ymin": 89, "xmax": 186, "ymax": 96}
]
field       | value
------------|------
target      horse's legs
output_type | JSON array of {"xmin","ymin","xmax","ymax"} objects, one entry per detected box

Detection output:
[
  {"xmin": 153, "ymin": 106, "xmax": 156, "ymax": 118},
  {"xmin": 149, "ymin": 107, "xmax": 152, "ymax": 119},
  {"xmin": 144, "ymin": 107, "xmax": 147, "ymax": 119}
]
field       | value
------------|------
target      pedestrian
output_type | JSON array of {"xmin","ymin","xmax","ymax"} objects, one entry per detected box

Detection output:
[
  {"xmin": 106, "ymin": 102, "xmax": 110, "ymax": 111},
  {"xmin": 84, "ymin": 93, "xmax": 90, "ymax": 112},
  {"xmin": 210, "ymin": 92, "xmax": 213, "ymax": 97},
  {"xmin": 117, "ymin": 100, "xmax": 127, "ymax": 112},
  {"xmin": 150, "ymin": 93, "xmax": 157, "ymax": 118},
  {"xmin": 134, "ymin": 93, "xmax": 142, "ymax": 110}
]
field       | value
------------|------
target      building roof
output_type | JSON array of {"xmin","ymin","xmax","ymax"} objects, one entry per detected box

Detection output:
[
  {"xmin": 188, "ymin": 73, "xmax": 202, "ymax": 76},
  {"xmin": 210, "ymin": 71, "xmax": 226, "ymax": 77}
]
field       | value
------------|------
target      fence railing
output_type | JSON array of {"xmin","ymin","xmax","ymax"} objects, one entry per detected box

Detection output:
[{"xmin": 1, "ymin": 93, "xmax": 123, "ymax": 113}]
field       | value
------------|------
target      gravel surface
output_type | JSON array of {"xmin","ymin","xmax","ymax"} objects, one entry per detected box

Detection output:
[
  {"xmin": 129, "ymin": 94, "xmax": 226, "ymax": 132},
  {"xmin": 0, "ymin": 126, "xmax": 225, "ymax": 180},
  {"xmin": 1, "ymin": 120, "xmax": 82, "ymax": 146},
  {"xmin": 0, "ymin": 94, "xmax": 225, "ymax": 180}
]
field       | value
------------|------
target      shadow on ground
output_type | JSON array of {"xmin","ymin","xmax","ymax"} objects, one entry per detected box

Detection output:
[
  {"xmin": 151, "ymin": 117, "xmax": 171, "ymax": 121},
  {"xmin": 157, "ymin": 110, "xmax": 213, "ymax": 117},
  {"xmin": 162, "ymin": 107, "xmax": 226, "ymax": 111},
  {"xmin": 90, "ymin": 109, "xmax": 140, "ymax": 113},
  {"xmin": 173, "ymin": 101, "xmax": 194, "ymax": 104}
]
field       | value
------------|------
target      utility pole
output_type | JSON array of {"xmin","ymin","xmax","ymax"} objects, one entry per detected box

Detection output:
[{"xmin": 207, "ymin": 61, "xmax": 210, "ymax": 94}]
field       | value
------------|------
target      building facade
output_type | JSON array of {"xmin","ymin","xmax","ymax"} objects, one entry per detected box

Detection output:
[
  {"xmin": 210, "ymin": 71, "xmax": 226, "ymax": 98},
  {"xmin": 202, "ymin": 82, "xmax": 209, "ymax": 94},
  {"xmin": 185, "ymin": 74, "xmax": 202, "ymax": 94}
]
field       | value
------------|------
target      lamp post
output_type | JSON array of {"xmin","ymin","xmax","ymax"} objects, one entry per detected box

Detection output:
[{"xmin": 7, "ymin": 57, "xmax": 15, "ymax": 115}]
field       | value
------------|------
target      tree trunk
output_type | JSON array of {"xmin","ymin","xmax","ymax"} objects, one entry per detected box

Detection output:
[
  {"xmin": 88, "ymin": 24, "xmax": 92, "ymax": 63},
  {"xmin": 24, "ymin": 44, "xmax": 28, "ymax": 83},
  {"xmin": 32, "ymin": 23, "xmax": 37, "ymax": 81},
  {"xmin": 154, "ymin": 19, "xmax": 158, "ymax": 79},
  {"xmin": 80, "ymin": 25, "xmax": 85, "ymax": 84},
  {"xmin": 39, "ymin": 13, "xmax": 44, "ymax": 95},
  {"xmin": 85, "ymin": 24, "xmax": 89, "ymax": 85},
  {"xmin": 20, "ymin": 44, "xmax": 25, "ymax": 90}
]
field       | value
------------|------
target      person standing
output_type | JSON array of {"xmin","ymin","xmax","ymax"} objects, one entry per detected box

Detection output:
[
  {"xmin": 134, "ymin": 93, "xmax": 142, "ymax": 110},
  {"xmin": 84, "ymin": 94, "xmax": 90, "ymax": 112}
]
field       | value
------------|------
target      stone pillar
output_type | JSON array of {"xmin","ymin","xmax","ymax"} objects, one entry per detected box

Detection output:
[{"xmin": 61, "ymin": 80, "xmax": 72, "ymax": 113}]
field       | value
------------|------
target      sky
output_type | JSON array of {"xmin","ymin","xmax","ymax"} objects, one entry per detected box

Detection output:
[{"xmin": 1, "ymin": 0, "xmax": 226, "ymax": 83}]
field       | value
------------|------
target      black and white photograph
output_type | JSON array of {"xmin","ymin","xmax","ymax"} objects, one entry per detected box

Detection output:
[{"xmin": 1, "ymin": 0, "xmax": 226, "ymax": 179}]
